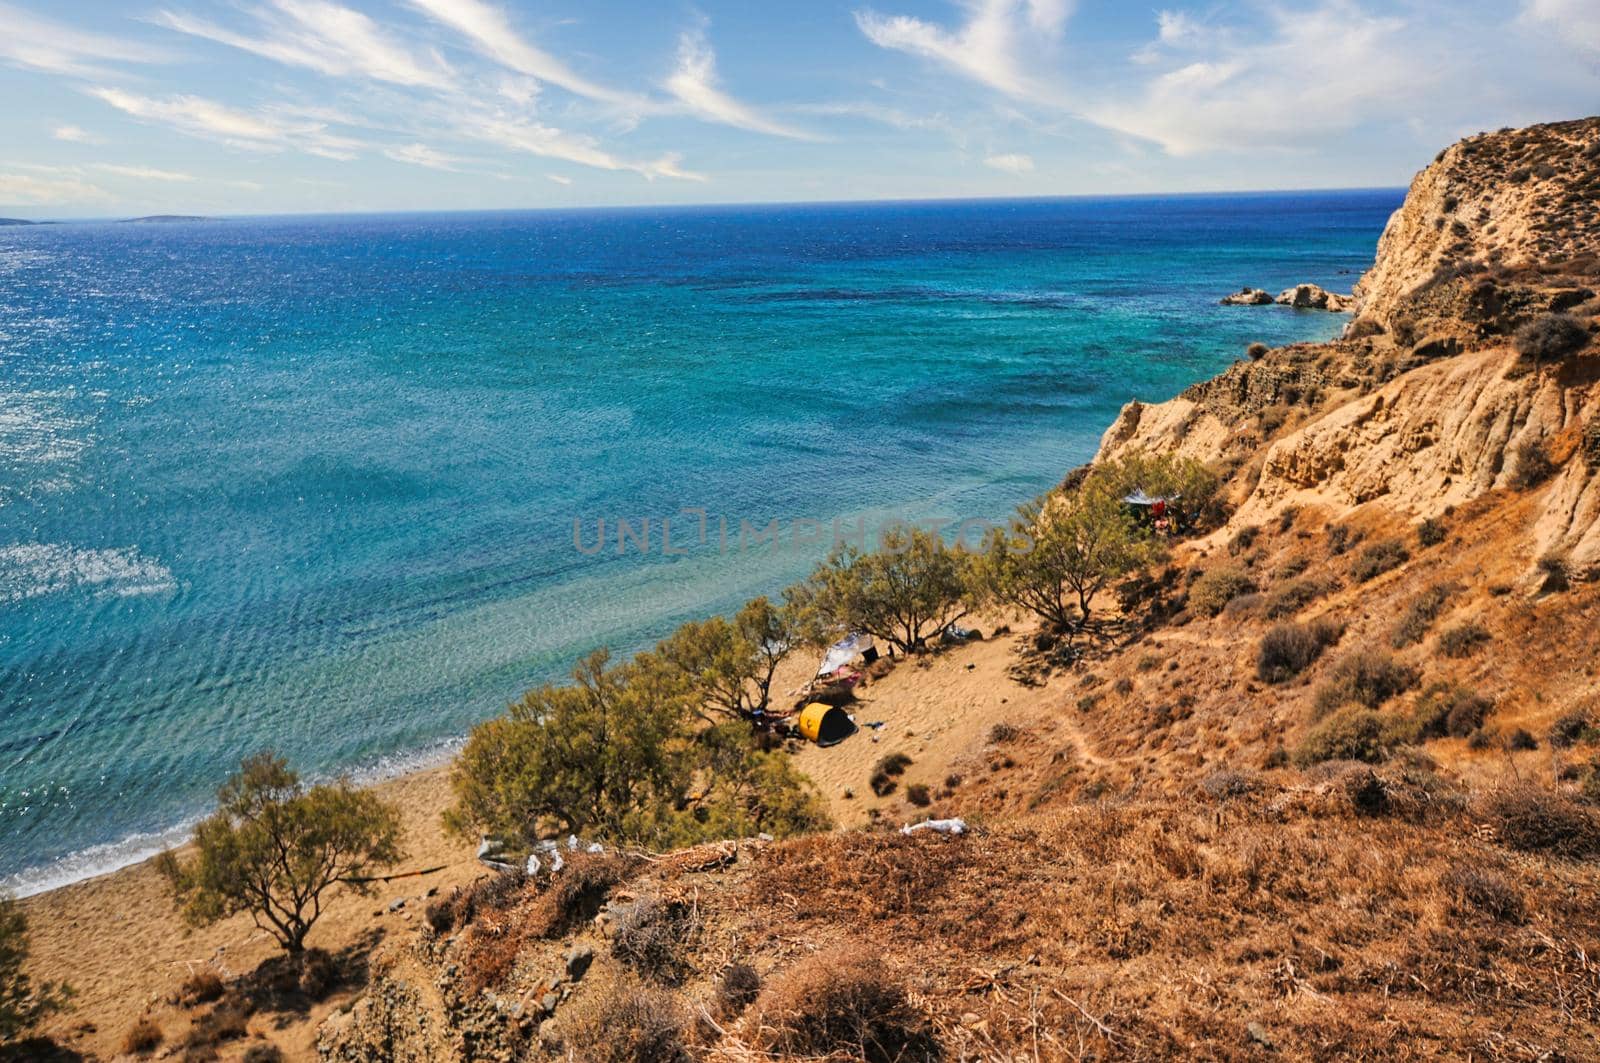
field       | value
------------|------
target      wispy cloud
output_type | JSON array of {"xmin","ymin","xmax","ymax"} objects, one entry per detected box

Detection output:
[
  {"xmin": 89, "ymin": 86, "xmax": 366, "ymax": 159},
  {"xmin": 854, "ymin": 0, "xmax": 1068, "ymax": 101},
  {"xmin": 1523, "ymin": 0, "xmax": 1600, "ymax": 53},
  {"xmin": 665, "ymin": 27, "xmax": 817, "ymax": 140},
  {"xmin": 406, "ymin": 0, "xmax": 643, "ymax": 107},
  {"xmin": 52, "ymin": 124, "xmax": 104, "ymax": 144},
  {"xmin": 93, "ymin": 163, "xmax": 196, "ymax": 181},
  {"xmin": 984, "ymin": 151, "xmax": 1034, "ymax": 173},
  {"xmin": 383, "ymin": 142, "xmax": 465, "ymax": 171},
  {"xmin": 455, "ymin": 109, "xmax": 704, "ymax": 180},
  {"xmin": 0, "ymin": 172, "xmax": 109, "ymax": 205},
  {"xmin": 0, "ymin": 2, "xmax": 165, "ymax": 77},
  {"xmin": 545, "ymin": 172, "xmax": 572, "ymax": 185},
  {"xmin": 153, "ymin": 0, "xmax": 455, "ymax": 90}
]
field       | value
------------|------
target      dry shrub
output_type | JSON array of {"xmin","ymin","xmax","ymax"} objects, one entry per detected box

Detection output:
[
  {"xmin": 905, "ymin": 783, "xmax": 932, "ymax": 807},
  {"xmin": 753, "ymin": 946, "xmax": 937, "ymax": 1063},
  {"xmin": 1440, "ymin": 862, "xmax": 1525, "ymax": 922},
  {"xmin": 1408, "ymin": 682, "xmax": 1494, "ymax": 740},
  {"xmin": 241, "ymin": 1045, "xmax": 285, "ymax": 1063},
  {"xmin": 987, "ymin": 722, "xmax": 1020, "ymax": 744},
  {"xmin": 1509, "ymin": 439, "xmax": 1558, "ymax": 490},
  {"xmin": 1313, "ymin": 650, "xmax": 1419, "ymax": 718},
  {"xmin": 1257, "ymin": 621, "xmax": 1339, "ymax": 682},
  {"xmin": 447, "ymin": 868, "xmax": 527, "ymax": 931},
  {"xmin": 1549, "ymin": 709, "xmax": 1591, "ymax": 748},
  {"xmin": 1294, "ymin": 707, "xmax": 1391, "ymax": 766},
  {"xmin": 1539, "ymin": 550, "xmax": 1572, "ymax": 592},
  {"xmin": 1349, "ymin": 539, "xmax": 1410, "ymax": 583},
  {"xmin": 1481, "ymin": 785, "xmax": 1600, "ymax": 857},
  {"xmin": 870, "ymin": 752, "xmax": 913, "ymax": 797},
  {"xmin": 122, "ymin": 1018, "xmax": 163, "ymax": 1055},
  {"xmin": 610, "ymin": 895, "xmax": 697, "ymax": 986},
  {"xmin": 1189, "ymin": 565, "xmax": 1255, "ymax": 617},
  {"xmin": 1264, "ymin": 578, "xmax": 1327, "ymax": 618},
  {"xmin": 179, "ymin": 970, "xmax": 225, "ymax": 1007},
  {"xmin": 1200, "ymin": 769, "xmax": 1257, "ymax": 800},
  {"xmin": 1417, "ymin": 517, "xmax": 1447, "ymax": 547},
  {"xmin": 1389, "ymin": 581, "xmax": 1459, "ymax": 648},
  {"xmin": 1514, "ymin": 311, "xmax": 1589, "ymax": 361},
  {"xmin": 183, "ymin": 1000, "xmax": 250, "ymax": 1048},
  {"xmin": 715, "ymin": 963, "xmax": 761, "ymax": 1018},
  {"xmin": 564, "ymin": 982, "xmax": 689, "ymax": 1063}
]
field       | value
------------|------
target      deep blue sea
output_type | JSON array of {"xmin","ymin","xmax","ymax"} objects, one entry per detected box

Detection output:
[{"xmin": 0, "ymin": 191, "xmax": 1401, "ymax": 893}]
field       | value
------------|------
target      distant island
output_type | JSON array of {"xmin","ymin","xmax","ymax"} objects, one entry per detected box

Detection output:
[
  {"xmin": 0, "ymin": 217, "xmax": 41, "ymax": 226},
  {"xmin": 119, "ymin": 215, "xmax": 219, "ymax": 224}
]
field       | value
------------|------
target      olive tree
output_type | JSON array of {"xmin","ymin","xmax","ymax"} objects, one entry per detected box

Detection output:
[
  {"xmin": 1, "ymin": 897, "xmax": 69, "ymax": 1044},
  {"xmin": 158, "ymin": 753, "xmax": 404, "ymax": 955}
]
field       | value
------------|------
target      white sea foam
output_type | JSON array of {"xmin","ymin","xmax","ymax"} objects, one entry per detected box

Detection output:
[
  {"xmin": 0, "ymin": 820, "xmax": 199, "ymax": 899},
  {"xmin": 0, "ymin": 542, "xmax": 177, "ymax": 604}
]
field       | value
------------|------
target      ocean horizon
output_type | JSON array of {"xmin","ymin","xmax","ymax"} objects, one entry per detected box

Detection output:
[{"xmin": 0, "ymin": 189, "xmax": 1402, "ymax": 896}]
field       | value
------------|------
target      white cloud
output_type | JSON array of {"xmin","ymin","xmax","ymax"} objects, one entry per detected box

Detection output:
[
  {"xmin": 52, "ymin": 124, "xmax": 103, "ymax": 144},
  {"xmin": 984, "ymin": 151, "xmax": 1034, "ymax": 173},
  {"xmin": 455, "ymin": 111, "xmax": 703, "ymax": 180},
  {"xmin": 89, "ymin": 87, "xmax": 366, "ymax": 159},
  {"xmin": 1095, "ymin": 3, "xmax": 1419, "ymax": 155},
  {"xmin": 854, "ymin": 0, "xmax": 1068, "ymax": 101},
  {"xmin": 383, "ymin": 143, "xmax": 464, "ymax": 171},
  {"xmin": 93, "ymin": 163, "xmax": 195, "ymax": 182},
  {"xmin": 1524, "ymin": 0, "xmax": 1600, "ymax": 53},
  {"xmin": 153, "ymin": 0, "xmax": 455, "ymax": 90},
  {"xmin": 545, "ymin": 173, "xmax": 572, "ymax": 185},
  {"xmin": 0, "ymin": 172, "xmax": 109, "ymax": 205},
  {"xmin": 406, "ymin": 0, "xmax": 642, "ymax": 107},
  {"xmin": 665, "ymin": 28, "xmax": 817, "ymax": 140},
  {"xmin": 0, "ymin": 2, "xmax": 165, "ymax": 77}
]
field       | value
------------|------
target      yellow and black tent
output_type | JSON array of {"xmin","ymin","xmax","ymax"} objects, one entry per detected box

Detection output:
[{"xmin": 796, "ymin": 702, "xmax": 856, "ymax": 746}]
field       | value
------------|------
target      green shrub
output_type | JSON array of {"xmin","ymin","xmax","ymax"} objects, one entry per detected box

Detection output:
[
  {"xmin": 1294, "ymin": 707, "xmax": 1393, "ymax": 766},
  {"xmin": 1437, "ymin": 621, "xmax": 1491, "ymax": 657},
  {"xmin": 1407, "ymin": 683, "xmax": 1494, "ymax": 740},
  {"xmin": 1349, "ymin": 539, "xmax": 1409, "ymax": 582},
  {"xmin": 1312, "ymin": 651, "xmax": 1420, "ymax": 718},
  {"xmin": 800, "ymin": 526, "xmax": 974, "ymax": 653},
  {"xmin": 1389, "ymin": 581, "xmax": 1459, "ymax": 648},
  {"xmin": 1513, "ymin": 312, "xmax": 1588, "ymax": 362},
  {"xmin": 1189, "ymin": 565, "xmax": 1255, "ymax": 617}
]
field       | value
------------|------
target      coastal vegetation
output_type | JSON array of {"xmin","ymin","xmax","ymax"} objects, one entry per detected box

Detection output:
[{"xmin": 157, "ymin": 753, "xmax": 405, "ymax": 956}]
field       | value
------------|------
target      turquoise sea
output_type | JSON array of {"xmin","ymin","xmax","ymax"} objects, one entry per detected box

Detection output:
[{"xmin": 0, "ymin": 191, "xmax": 1401, "ymax": 893}]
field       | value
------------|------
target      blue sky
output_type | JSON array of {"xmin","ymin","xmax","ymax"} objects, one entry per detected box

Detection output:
[{"xmin": 1, "ymin": 0, "xmax": 1597, "ymax": 217}]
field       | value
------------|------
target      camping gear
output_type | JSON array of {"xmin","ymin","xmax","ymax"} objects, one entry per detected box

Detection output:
[
  {"xmin": 818, "ymin": 632, "xmax": 875, "ymax": 676},
  {"xmin": 902, "ymin": 818, "xmax": 968, "ymax": 836},
  {"xmin": 796, "ymin": 701, "xmax": 857, "ymax": 746}
]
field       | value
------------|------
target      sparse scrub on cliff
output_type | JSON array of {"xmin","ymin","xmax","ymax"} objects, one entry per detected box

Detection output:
[
  {"xmin": 121, "ymin": 1018, "xmax": 163, "ymax": 1055},
  {"xmin": 1390, "ymin": 581, "xmax": 1460, "ymax": 648},
  {"xmin": 611, "ymin": 895, "xmax": 698, "ymax": 986},
  {"xmin": 1538, "ymin": 550, "xmax": 1572, "ymax": 591},
  {"xmin": 1417, "ymin": 517, "xmax": 1447, "ymax": 547},
  {"xmin": 1514, "ymin": 312, "xmax": 1589, "ymax": 362},
  {"xmin": 1438, "ymin": 620, "xmax": 1491, "ymax": 657},
  {"xmin": 1509, "ymin": 438, "xmax": 1557, "ymax": 489},
  {"xmin": 564, "ymin": 981, "xmax": 689, "ymax": 1063},
  {"xmin": 1349, "ymin": 539, "xmax": 1410, "ymax": 582},
  {"xmin": 1246, "ymin": 342, "xmax": 1269, "ymax": 360},
  {"xmin": 1264, "ymin": 577, "xmax": 1328, "ymax": 618},
  {"xmin": 1481, "ymin": 785, "xmax": 1600, "ymax": 857},
  {"xmin": 1406, "ymin": 682, "xmax": 1494, "ymax": 740},
  {"xmin": 1326, "ymin": 524, "xmax": 1360, "ymax": 556},
  {"xmin": 1313, "ymin": 650, "xmax": 1420, "ymax": 719},
  {"xmin": 753, "ymin": 946, "xmax": 937, "ymax": 1063},
  {"xmin": 1257, "ymin": 620, "xmax": 1340, "ymax": 683},
  {"xmin": 1189, "ymin": 564, "xmax": 1255, "ymax": 617},
  {"xmin": 1550, "ymin": 709, "xmax": 1592, "ymax": 748},
  {"xmin": 157, "ymin": 753, "xmax": 403, "ymax": 956}
]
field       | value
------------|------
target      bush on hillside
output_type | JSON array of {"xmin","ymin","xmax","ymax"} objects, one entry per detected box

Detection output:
[
  {"xmin": 754, "ymin": 947, "xmax": 937, "ymax": 1063},
  {"xmin": 1389, "ymin": 581, "xmax": 1459, "ymax": 649},
  {"xmin": 1514, "ymin": 312, "xmax": 1588, "ymax": 362},
  {"xmin": 1293, "ymin": 707, "xmax": 1393, "ymax": 766},
  {"xmin": 1481, "ymin": 786, "xmax": 1600, "ymax": 857},
  {"xmin": 1417, "ymin": 517, "xmax": 1447, "ymax": 547},
  {"xmin": 1189, "ymin": 565, "xmax": 1255, "ymax": 617},
  {"xmin": 1257, "ymin": 620, "xmax": 1340, "ymax": 683},
  {"xmin": 1264, "ymin": 578, "xmax": 1328, "ymax": 618},
  {"xmin": 1440, "ymin": 862, "xmax": 1525, "ymax": 923},
  {"xmin": 1349, "ymin": 539, "xmax": 1410, "ymax": 582},
  {"xmin": 564, "ymin": 982, "xmax": 689, "ymax": 1063},
  {"xmin": 1407, "ymin": 683, "xmax": 1494, "ymax": 740},
  {"xmin": 1438, "ymin": 621, "xmax": 1491, "ymax": 657},
  {"xmin": 1312, "ymin": 651, "xmax": 1421, "ymax": 719},
  {"xmin": 1549, "ymin": 710, "xmax": 1591, "ymax": 749},
  {"xmin": 716, "ymin": 963, "xmax": 762, "ymax": 1018},
  {"xmin": 1508, "ymin": 439, "xmax": 1557, "ymax": 490}
]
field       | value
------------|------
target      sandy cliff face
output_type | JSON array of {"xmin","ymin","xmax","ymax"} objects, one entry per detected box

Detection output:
[{"xmin": 1100, "ymin": 118, "xmax": 1600, "ymax": 574}]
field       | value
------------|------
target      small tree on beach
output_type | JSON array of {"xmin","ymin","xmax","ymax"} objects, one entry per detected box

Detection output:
[
  {"xmin": 795, "ymin": 526, "xmax": 974, "ymax": 654},
  {"xmin": 157, "ymin": 753, "xmax": 404, "ymax": 956},
  {"xmin": 1, "ymin": 896, "xmax": 70, "ymax": 1044},
  {"xmin": 638, "ymin": 596, "xmax": 796, "ymax": 724}
]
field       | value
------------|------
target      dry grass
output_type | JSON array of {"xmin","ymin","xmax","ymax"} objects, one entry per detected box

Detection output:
[
  {"xmin": 563, "ymin": 980, "xmax": 689, "ymax": 1063},
  {"xmin": 749, "ymin": 945, "xmax": 937, "ymax": 1063},
  {"xmin": 121, "ymin": 1017, "xmax": 163, "ymax": 1055}
]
